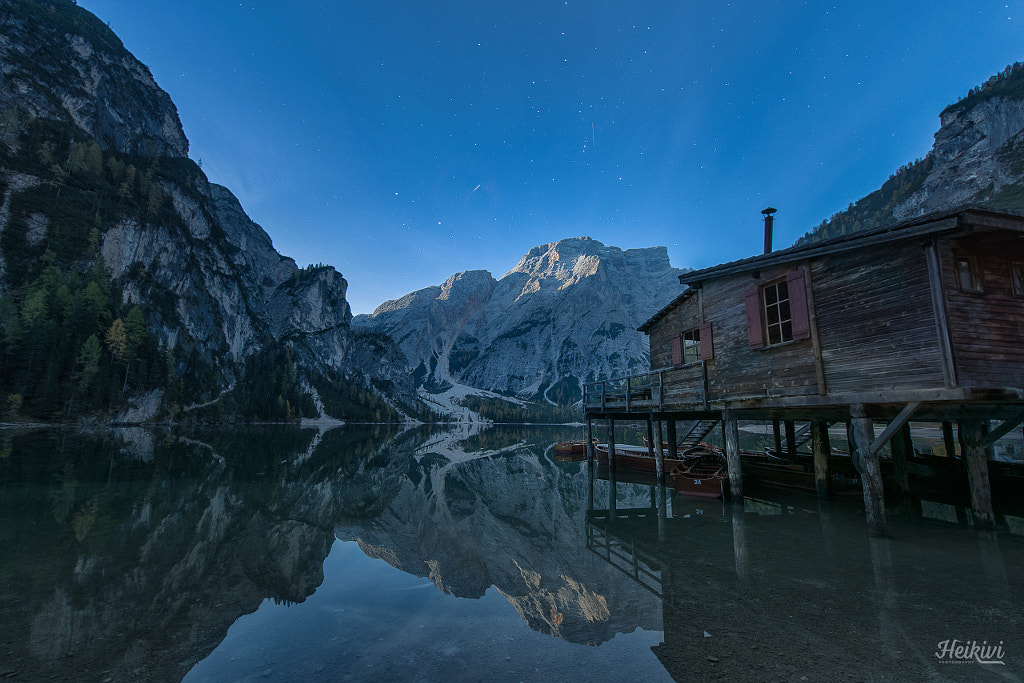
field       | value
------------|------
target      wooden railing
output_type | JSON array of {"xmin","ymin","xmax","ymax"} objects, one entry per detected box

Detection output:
[{"xmin": 584, "ymin": 364, "xmax": 707, "ymax": 413}]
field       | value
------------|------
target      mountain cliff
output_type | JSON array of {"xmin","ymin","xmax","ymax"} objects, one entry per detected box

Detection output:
[
  {"xmin": 354, "ymin": 237, "xmax": 685, "ymax": 405},
  {"xmin": 0, "ymin": 0, "xmax": 418, "ymax": 422},
  {"xmin": 800, "ymin": 62, "xmax": 1024, "ymax": 242}
]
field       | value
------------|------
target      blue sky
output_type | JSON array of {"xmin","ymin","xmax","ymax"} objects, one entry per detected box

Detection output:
[{"xmin": 78, "ymin": 1, "xmax": 1022, "ymax": 314}]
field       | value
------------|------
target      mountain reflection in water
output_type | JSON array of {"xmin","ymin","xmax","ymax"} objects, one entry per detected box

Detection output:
[{"xmin": 0, "ymin": 425, "xmax": 1020, "ymax": 681}]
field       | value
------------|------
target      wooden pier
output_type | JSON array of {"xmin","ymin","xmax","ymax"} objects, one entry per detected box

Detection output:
[{"xmin": 584, "ymin": 206, "xmax": 1024, "ymax": 535}]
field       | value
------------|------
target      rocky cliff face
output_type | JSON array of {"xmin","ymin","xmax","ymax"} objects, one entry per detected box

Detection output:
[
  {"xmin": 801, "ymin": 62, "xmax": 1024, "ymax": 242},
  {"xmin": 0, "ymin": 0, "xmax": 416, "ymax": 420},
  {"xmin": 0, "ymin": 0, "xmax": 188, "ymax": 158},
  {"xmin": 355, "ymin": 237, "xmax": 685, "ymax": 404}
]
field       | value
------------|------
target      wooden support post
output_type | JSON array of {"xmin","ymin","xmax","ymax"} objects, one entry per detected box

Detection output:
[
  {"xmin": 724, "ymin": 413, "xmax": 743, "ymax": 502},
  {"xmin": 646, "ymin": 417, "xmax": 655, "ymax": 459},
  {"xmin": 784, "ymin": 420, "xmax": 797, "ymax": 458},
  {"xmin": 772, "ymin": 420, "xmax": 783, "ymax": 455},
  {"xmin": 656, "ymin": 481, "xmax": 666, "ymax": 543},
  {"xmin": 851, "ymin": 404, "xmax": 887, "ymax": 536},
  {"xmin": 607, "ymin": 419, "xmax": 617, "ymax": 472},
  {"xmin": 655, "ymin": 418, "xmax": 666, "ymax": 483},
  {"xmin": 942, "ymin": 421, "xmax": 957, "ymax": 458},
  {"xmin": 608, "ymin": 465, "xmax": 617, "ymax": 521},
  {"xmin": 811, "ymin": 420, "xmax": 830, "ymax": 501},
  {"xmin": 587, "ymin": 451, "xmax": 594, "ymax": 512},
  {"xmin": 585, "ymin": 417, "xmax": 594, "ymax": 463},
  {"xmin": 667, "ymin": 420, "xmax": 678, "ymax": 461},
  {"xmin": 889, "ymin": 423, "xmax": 912, "ymax": 497},
  {"xmin": 959, "ymin": 419, "xmax": 996, "ymax": 531},
  {"xmin": 731, "ymin": 501, "xmax": 748, "ymax": 580}
]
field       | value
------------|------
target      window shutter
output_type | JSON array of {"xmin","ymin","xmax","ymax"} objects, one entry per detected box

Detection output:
[
  {"xmin": 744, "ymin": 286, "xmax": 764, "ymax": 349},
  {"xmin": 786, "ymin": 269, "xmax": 811, "ymax": 340},
  {"xmin": 699, "ymin": 322, "xmax": 714, "ymax": 360},
  {"xmin": 671, "ymin": 334, "xmax": 682, "ymax": 365}
]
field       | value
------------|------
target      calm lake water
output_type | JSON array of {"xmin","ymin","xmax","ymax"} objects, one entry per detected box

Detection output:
[{"xmin": 0, "ymin": 424, "xmax": 1021, "ymax": 682}]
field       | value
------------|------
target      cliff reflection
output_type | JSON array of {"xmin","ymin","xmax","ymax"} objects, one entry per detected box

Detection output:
[
  {"xmin": 0, "ymin": 424, "xmax": 409, "ymax": 682},
  {"xmin": 2, "ymin": 424, "xmax": 661, "ymax": 682}
]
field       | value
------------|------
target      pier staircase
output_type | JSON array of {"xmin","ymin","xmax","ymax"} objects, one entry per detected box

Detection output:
[{"xmin": 677, "ymin": 419, "xmax": 720, "ymax": 450}]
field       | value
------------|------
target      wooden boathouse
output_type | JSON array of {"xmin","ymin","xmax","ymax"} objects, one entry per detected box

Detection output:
[{"xmin": 583, "ymin": 205, "xmax": 1024, "ymax": 534}]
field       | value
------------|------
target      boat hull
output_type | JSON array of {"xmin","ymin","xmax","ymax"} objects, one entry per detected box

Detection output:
[
  {"xmin": 594, "ymin": 444, "xmax": 689, "ymax": 472},
  {"xmin": 671, "ymin": 454, "xmax": 728, "ymax": 499}
]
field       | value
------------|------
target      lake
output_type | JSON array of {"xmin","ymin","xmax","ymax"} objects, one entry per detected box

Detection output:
[{"xmin": 0, "ymin": 424, "xmax": 1021, "ymax": 681}]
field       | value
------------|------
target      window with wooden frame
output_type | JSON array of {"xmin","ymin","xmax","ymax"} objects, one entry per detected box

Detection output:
[
  {"xmin": 671, "ymin": 323, "xmax": 714, "ymax": 365},
  {"xmin": 744, "ymin": 270, "xmax": 811, "ymax": 349},
  {"xmin": 955, "ymin": 255, "xmax": 983, "ymax": 293},
  {"xmin": 1011, "ymin": 261, "xmax": 1024, "ymax": 297}
]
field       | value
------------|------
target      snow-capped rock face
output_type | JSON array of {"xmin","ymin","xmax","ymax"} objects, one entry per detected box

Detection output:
[{"xmin": 355, "ymin": 237, "xmax": 686, "ymax": 402}]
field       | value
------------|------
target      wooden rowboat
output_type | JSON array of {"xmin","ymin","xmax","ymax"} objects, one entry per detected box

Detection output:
[
  {"xmin": 741, "ymin": 456, "xmax": 862, "ymax": 496},
  {"xmin": 553, "ymin": 440, "xmax": 593, "ymax": 461},
  {"xmin": 594, "ymin": 443, "xmax": 691, "ymax": 473},
  {"xmin": 671, "ymin": 452, "xmax": 728, "ymax": 499}
]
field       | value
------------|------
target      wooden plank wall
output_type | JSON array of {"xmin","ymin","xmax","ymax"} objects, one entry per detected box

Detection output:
[
  {"xmin": 649, "ymin": 297, "xmax": 701, "ymax": 370},
  {"xmin": 812, "ymin": 245, "xmax": 945, "ymax": 394},
  {"xmin": 941, "ymin": 232, "xmax": 1024, "ymax": 388},
  {"xmin": 702, "ymin": 266, "xmax": 819, "ymax": 400},
  {"xmin": 649, "ymin": 265, "xmax": 821, "ymax": 405}
]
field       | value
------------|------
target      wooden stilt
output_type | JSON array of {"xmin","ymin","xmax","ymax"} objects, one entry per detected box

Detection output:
[
  {"xmin": 667, "ymin": 420, "xmax": 678, "ymax": 461},
  {"xmin": 585, "ymin": 417, "xmax": 594, "ymax": 463},
  {"xmin": 851, "ymin": 404, "xmax": 887, "ymax": 536},
  {"xmin": 646, "ymin": 417, "xmax": 655, "ymax": 459},
  {"xmin": 723, "ymin": 413, "xmax": 743, "ymax": 501},
  {"xmin": 607, "ymin": 418, "xmax": 616, "ymax": 472},
  {"xmin": 784, "ymin": 420, "xmax": 797, "ymax": 458},
  {"xmin": 942, "ymin": 421, "xmax": 957, "ymax": 458},
  {"xmin": 656, "ymin": 481, "xmax": 666, "ymax": 542},
  {"xmin": 811, "ymin": 420, "xmax": 830, "ymax": 501},
  {"xmin": 608, "ymin": 465, "xmax": 617, "ymax": 521},
  {"xmin": 731, "ymin": 499, "xmax": 747, "ymax": 580},
  {"xmin": 889, "ymin": 423, "xmax": 912, "ymax": 497},
  {"xmin": 772, "ymin": 419, "xmax": 783, "ymax": 455},
  {"xmin": 959, "ymin": 419, "xmax": 996, "ymax": 531},
  {"xmin": 655, "ymin": 418, "xmax": 666, "ymax": 483},
  {"xmin": 587, "ymin": 451, "xmax": 594, "ymax": 512}
]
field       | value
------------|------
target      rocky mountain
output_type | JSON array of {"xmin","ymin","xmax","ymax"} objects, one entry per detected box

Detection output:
[
  {"xmin": 800, "ymin": 62, "xmax": 1024, "ymax": 242},
  {"xmin": 354, "ymin": 237, "xmax": 686, "ymax": 405},
  {"xmin": 0, "ymin": 0, "xmax": 418, "ymax": 422}
]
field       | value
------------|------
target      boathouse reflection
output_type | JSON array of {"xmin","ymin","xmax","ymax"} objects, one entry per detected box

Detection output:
[{"xmin": 585, "ymin": 465, "xmax": 1024, "ymax": 680}]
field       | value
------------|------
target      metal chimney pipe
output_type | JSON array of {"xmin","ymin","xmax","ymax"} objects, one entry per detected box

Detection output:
[{"xmin": 762, "ymin": 207, "xmax": 777, "ymax": 254}]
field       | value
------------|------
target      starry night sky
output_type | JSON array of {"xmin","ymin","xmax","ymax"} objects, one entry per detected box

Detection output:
[{"xmin": 78, "ymin": 0, "xmax": 1022, "ymax": 314}]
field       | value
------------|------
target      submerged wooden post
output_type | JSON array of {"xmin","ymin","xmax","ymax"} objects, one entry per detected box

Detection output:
[
  {"xmin": 784, "ymin": 420, "xmax": 797, "ymax": 458},
  {"xmin": 851, "ymin": 404, "xmax": 887, "ymax": 536},
  {"xmin": 811, "ymin": 420, "xmax": 830, "ymax": 501},
  {"xmin": 655, "ymin": 418, "xmax": 666, "ymax": 483},
  {"xmin": 723, "ymin": 413, "xmax": 743, "ymax": 502},
  {"xmin": 607, "ymin": 419, "xmax": 617, "ymax": 472},
  {"xmin": 959, "ymin": 419, "xmax": 996, "ymax": 531},
  {"xmin": 608, "ymin": 464, "xmax": 618, "ymax": 521},
  {"xmin": 889, "ymin": 423, "xmax": 912, "ymax": 497}
]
